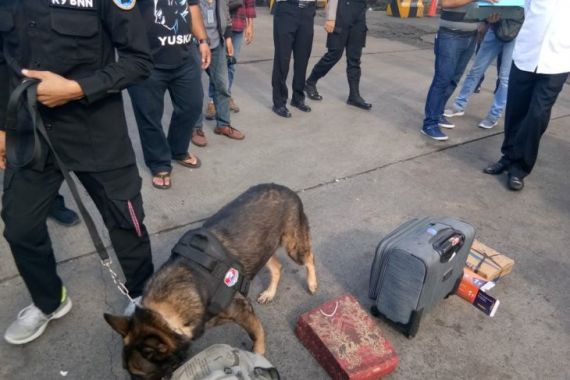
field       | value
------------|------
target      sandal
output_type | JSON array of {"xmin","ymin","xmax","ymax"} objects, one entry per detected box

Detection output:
[
  {"xmin": 176, "ymin": 153, "xmax": 201, "ymax": 169},
  {"xmin": 152, "ymin": 172, "xmax": 171, "ymax": 190}
]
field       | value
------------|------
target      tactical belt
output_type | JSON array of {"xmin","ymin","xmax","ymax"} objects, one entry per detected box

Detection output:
[{"xmin": 172, "ymin": 229, "xmax": 250, "ymax": 316}]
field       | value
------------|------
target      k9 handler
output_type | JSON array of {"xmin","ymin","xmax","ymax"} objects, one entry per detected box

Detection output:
[
  {"xmin": 305, "ymin": 0, "xmax": 371, "ymax": 110},
  {"xmin": 0, "ymin": 0, "xmax": 154, "ymax": 344}
]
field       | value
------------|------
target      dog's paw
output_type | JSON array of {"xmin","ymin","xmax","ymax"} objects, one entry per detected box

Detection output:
[
  {"xmin": 256, "ymin": 291, "xmax": 275, "ymax": 304},
  {"xmin": 308, "ymin": 280, "xmax": 318, "ymax": 295}
]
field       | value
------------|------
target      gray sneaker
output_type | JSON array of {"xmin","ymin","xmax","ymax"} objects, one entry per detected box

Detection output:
[
  {"xmin": 4, "ymin": 288, "xmax": 72, "ymax": 345},
  {"xmin": 478, "ymin": 117, "xmax": 498, "ymax": 129},
  {"xmin": 444, "ymin": 105, "xmax": 465, "ymax": 117}
]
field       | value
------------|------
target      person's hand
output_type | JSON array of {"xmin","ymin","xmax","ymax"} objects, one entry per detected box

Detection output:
[
  {"xmin": 22, "ymin": 69, "xmax": 84, "ymax": 108},
  {"xmin": 245, "ymin": 23, "xmax": 254, "ymax": 45},
  {"xmin": 199, "ymin": 42, "xmax": 211, "ymax": 69},
  {"xmin": 486, "ymin": 13, "xmax": 501, "ymax": 24},
  {"xmin": 324, "ymin": 20, "xmax": 335, "ymax": 33},
  {"xmin": 226, "ymin": 38, "xmax": 234, "ymax": 57},
  {"xmin": 0, "ymin": 130, "xmax": 6, "ymax": 170}
]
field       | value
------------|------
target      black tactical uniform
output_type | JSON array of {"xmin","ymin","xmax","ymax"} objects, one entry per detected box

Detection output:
[
  {"xmin": 305, "ymin": 0, "xmax": 372, "ymax": 109},
  {"xmin": 0, "ymin": 0, "xmax": 154, "ymax": 315}
]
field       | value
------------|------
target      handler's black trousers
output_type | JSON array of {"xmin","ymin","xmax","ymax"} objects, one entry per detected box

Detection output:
[
  {"xmin": 500, "ymin": 64, "xmax": 568, "ymax": 178},
  {"xmin": 309, "ymin": 0, "xmax": 367, "ymax": 83},
  {"xmin": 272, "ymin": 1, "xmax": 316, "ymax": 107},
  {"xmin": 1, "ymin": 159, "xmax": 154, "ymax": 314}
]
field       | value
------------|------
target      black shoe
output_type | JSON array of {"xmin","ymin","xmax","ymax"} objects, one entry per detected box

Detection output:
[
  {"xmin": 272, "ymin": 105, "xmax": 291, "ymax": 118},
  {"xmin": 290, "ymin": 99, "xmax": 311, "ymax": 112},
  {"xmin": 49, "ymin": 196, "xmax": 80, "ymax": 226},
  {"xmin": 508, "ymin": 174, "xmax": 524, "ymax": 191},
  {"xmin": 305, "ymin": 82, "xmax": 322, "ymax": 101},
  {"xmin": 483, "ymin": 161, "xmax": 508, "ymax": 175},
  {"xmin": 347, "ymin": 97, "xmax": 372, "ymax": 110}
]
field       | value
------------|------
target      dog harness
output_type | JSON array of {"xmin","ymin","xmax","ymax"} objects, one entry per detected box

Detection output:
[{"xmin": 171, "ymin": 229, "xmax": 251, "ymax": 315}]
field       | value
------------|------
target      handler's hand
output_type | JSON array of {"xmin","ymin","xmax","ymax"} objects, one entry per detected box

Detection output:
[
  {"xmin": 226, "ymin": 38, "xmax": 234, "ymax": 57},
  {"xmin": 22, "ymin": 69, "xmax": 84, "ymax": 108},
  {"xmin": 324, "ymin": 20, "xmax": 336, "ymax": 34},
  {"xmin": 486, "ymin": 13, "xmax": 501, "ymax": 24},
  {"xmin": 0, "ymin": 130, "xmax": 6, "ymax": 170},
  {"xmin": 245, "ymin": 23, "xmax": 254, "ymax": 45},
  {"xmin": 199, "ymin": 42, "xmax": 211, "ymax": 69}
]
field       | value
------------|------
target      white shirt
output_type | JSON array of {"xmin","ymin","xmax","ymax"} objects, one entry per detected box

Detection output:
[{"xmin": 513, "ymin": 0, "xmax": 570, "ymax": 74}]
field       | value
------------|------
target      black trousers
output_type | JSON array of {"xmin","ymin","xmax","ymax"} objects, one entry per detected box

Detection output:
[
  {"xmin": 271, "ymin": 1, "xmax": 316, "ymax": 107},
  {"xmin": 1, "ymin": 158, "xmax": 154, "ymax": 314},
  {"xmin": 500, "ymin": 64, "xmax": 568, "ymax": 178},
  {"xmin": 309, "ymin": 0, "xmax": 367, "ymax": 84}
]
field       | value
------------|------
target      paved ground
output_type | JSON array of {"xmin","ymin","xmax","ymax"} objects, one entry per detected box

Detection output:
[{"xmin": 1, "ymin": 10, "xmax": 569, "ymax": 380}]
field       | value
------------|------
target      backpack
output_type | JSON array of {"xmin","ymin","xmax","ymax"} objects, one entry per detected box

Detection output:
[{"xmin": 171, "ymin": 344, "xmax": 281, "ymax": 380}]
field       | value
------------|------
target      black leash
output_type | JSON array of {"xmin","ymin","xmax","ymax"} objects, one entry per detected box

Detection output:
[{"xmin": 5, "ymin": 79, "xmax": 135, "ymax": 303}]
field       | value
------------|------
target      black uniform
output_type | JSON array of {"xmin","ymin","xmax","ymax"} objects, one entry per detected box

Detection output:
[
  {"xmin": 271, "ymin": 0, "xmax": 316, "ymax": 109},
  {"xmin": 306, "ymin": 0, "xmax": 371, "ymax": 109},
  {"xmin": 0, "ymin": 0, "xmax": 154, "ymax": 314}
]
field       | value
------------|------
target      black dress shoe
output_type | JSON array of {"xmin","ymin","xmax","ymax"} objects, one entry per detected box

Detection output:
[
  {"xmin": 291, "ymin": 100, "xmax": 311, "ymax": 112},
  {"xmin": 347, "ymin": 96, "xmax": 372, "ymax": 110},
  {"xmin": 49, "ymin": 195, "xmax": 80, "ymax": 226},
  {"xmin": 305, "ymin": 82, "xmax": 322, "ymax": 101},
  {"xmin": 508, "ymin": 174, "xmax": 524, "ymax": 191},
  {"xmin": 272, "ymin": 105, "xmax": 291, "ymax": 118},
  {"xmin": 483, "ymin": 160, "xmax": 508, "ymax": 175}
]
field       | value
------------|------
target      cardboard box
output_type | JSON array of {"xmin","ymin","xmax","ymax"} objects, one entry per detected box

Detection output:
[
  {"xmin": 296, "ymin": 294, "xmax": 399, "ymax": 380},
  {"xmin": 466, "ymin": 240, "xmax": 514, "ymax": 281},
  {"xmin": 456, "ymin": 269, "xmax": 500, "ymax": 317}
]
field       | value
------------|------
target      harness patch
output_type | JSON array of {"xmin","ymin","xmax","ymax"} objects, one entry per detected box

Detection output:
[
  {"xmin": 50, "ymin": 0, "xmax": 97, "ymax": 9},
  {"xmin": 224, "ymin": 268, "xmax": 240, "ymax": 288},
  {"xmin": 113, "ymin": 0, "xmax": 137, "ymax": 10}
]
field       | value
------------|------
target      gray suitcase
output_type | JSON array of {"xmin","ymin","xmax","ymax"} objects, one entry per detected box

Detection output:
[{"xmin": 369, "ymin": 217, "xmax": 475, "ymax": 337}]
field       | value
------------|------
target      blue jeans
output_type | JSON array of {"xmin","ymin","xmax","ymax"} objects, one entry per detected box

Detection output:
[
  {"xmin": 453, "ymin": 29, "xmax": 515, "ymax": 123},
  {"xmin": 208, "ymin": 31, "xmax": 244, "ymax": 98},
  {"xmin": 128, "ymin": 53, "xmax": 203, "ymax": 175},
  {"xmin": 423, "ymin": 29, "xmax": 477, "ymax": 129},
  {"xmin": 196, "ymin": 45, "xmax": 231, "ymax": 128}
]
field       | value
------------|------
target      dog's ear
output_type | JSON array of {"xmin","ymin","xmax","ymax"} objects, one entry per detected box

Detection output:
[{"xmin": 103, "ymin": 313, "xmax": 131, "ymax": 337}]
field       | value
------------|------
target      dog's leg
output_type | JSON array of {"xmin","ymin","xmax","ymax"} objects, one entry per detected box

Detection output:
[
  {"xmin": 304, "ymin": 250, "xmax": 318, "ymax": 294},
  {"xmin": 214, "ymin": 295, "xmax": 266, "ymax": 354},
  {"xmin": 283, "ymin": 222, "xmax": 318, "ymax": 295},
  {"xmin": 257, "ymin": 256, "xmax": 282, "ymax": 304}
]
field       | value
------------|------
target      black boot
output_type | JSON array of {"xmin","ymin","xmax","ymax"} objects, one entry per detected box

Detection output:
[
  {"xmin": 49, "ymin": 194, "xmax": 80, "ymax": 226},
  {"xmin": 347, "ymin": 79, "xmax": 372, "ymax": 110}
]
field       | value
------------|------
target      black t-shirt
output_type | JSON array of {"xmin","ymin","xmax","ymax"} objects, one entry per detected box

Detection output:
[{"xmin": 138, "ymin": 0, "xmax": 198, "ymax": 68}]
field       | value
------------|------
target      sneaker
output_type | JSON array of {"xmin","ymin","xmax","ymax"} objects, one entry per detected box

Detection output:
[
  {"xmin": 438, "ymin": 116, "xmax": 455, "ymax": 129},
  {"xmin": 48, "ymin": 196, "xmax": 80, "ymax": 226},
  {"xmin": 229, "ymin": 98, "xmax": 240, "ymax": 113},
  {"xmin": 443, "ymin": 106, "xmax": 464, "ymax": 118},
  {"xmin": 4, "ymin": 288, "xmax": 72, "ymax": 345},
  {"xmin": 205, "ymin": 101, "xmax": 216, "ymax": 120},
  {"xmin": 421, "ymin": 126, "xmax": 448, "ymax": 141},
  {"xmin": 478, "ymin": 117, "xmax": 498, "ymax": 129},
  {"xmin": 191, "ymin": 128, "xmax": 208, "ymax": 147},
  {"xmin": 124, "ymin": 296, "xmax": 142, "ymax": 316}
]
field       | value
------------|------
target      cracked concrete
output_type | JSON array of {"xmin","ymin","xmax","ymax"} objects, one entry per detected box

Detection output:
[{"xmin": 1, "ymin": 9, "xmax": 569, "ymax": 380}]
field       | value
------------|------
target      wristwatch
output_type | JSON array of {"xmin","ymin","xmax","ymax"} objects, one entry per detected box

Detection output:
[{"xmin": 198, "ymin": 38, "xmax": 210, "ymax": 46}]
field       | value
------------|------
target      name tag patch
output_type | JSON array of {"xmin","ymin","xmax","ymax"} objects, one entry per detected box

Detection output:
[{"xmin": 50, "ymin": 0, "xmax": 97, "ymax": 9}]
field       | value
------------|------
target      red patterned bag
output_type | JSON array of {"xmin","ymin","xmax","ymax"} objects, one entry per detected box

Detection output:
[{"xmin": 296, "ymin": 294, "xmax": 399, "ymax": 379}]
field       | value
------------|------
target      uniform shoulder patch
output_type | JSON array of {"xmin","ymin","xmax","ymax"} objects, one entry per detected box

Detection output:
[{"xmin": 113, "ymin": 0, "xmax": 136, "ymax": 10}]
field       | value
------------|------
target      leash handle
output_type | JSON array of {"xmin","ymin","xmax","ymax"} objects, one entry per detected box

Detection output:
[{"xmin": 5, "ymin": 80, "xmax": 133, "ymax": 301}]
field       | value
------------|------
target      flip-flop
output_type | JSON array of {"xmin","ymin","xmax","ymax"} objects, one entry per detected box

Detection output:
[
  {"xmin": 152, "ymin": 172, "xmax": 171, "ymax": 190},
  {"xmin": 176, "ymin": 153, "xmax": 201, "ymax": 169}
]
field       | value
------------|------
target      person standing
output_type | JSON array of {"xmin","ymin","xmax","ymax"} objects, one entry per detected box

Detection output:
[
  {"xmin": 128, "ymin": 0, "xmax": 211, "ymax": 189},
  {"xmin": 0, "ymin": 0, "xmax": 154, "ymax": 344},
  {"xmin": 271, "ymin": 0, "xmax": 316, "ymax": 118},
  {"xmin": 193, "ymin": 0, "xmax": 246, "ymax": 142},
  {"xmin": 484, "ymin": 0, "xmax": 570, "ymax": 191},
  {"xmin": 195, "ymin": 0, "xmax": 256, "ymax": 147},
  {"xmin": 420, "ymin": 0, "xmax": 482, "ymax": 141},
  {"xmin": 304, "ymin": 0, "xmax": 371, "ymax": 110}
]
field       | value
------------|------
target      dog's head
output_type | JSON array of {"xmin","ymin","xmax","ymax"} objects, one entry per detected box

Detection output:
[{"xmin": 104, "ymin": 308, "xmax": 193, "ymax": 380}]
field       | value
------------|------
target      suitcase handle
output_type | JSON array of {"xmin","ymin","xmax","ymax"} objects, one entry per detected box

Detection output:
[{"xmin": 432, "ymin": 228, "xmax": 465, "ymax": 263}]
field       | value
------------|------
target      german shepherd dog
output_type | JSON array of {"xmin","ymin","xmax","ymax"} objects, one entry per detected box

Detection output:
[{"xmin": 104, "ymin": 184, "xmax": 318, "ymax": 379}]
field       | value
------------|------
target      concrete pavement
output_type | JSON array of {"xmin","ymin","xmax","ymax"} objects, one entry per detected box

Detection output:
[{"xmin": 1, "ymin": 10, "xmax": 569, "ymax": 380}]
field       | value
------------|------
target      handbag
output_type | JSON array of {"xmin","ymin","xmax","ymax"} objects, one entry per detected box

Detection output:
[
  {"xmin": 228, "ymin": 0, "xmax": 244, "ymax": 12},
  {"xmin": 492, "ymin": 11, "xmax": 524, "ymax": 42}
]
